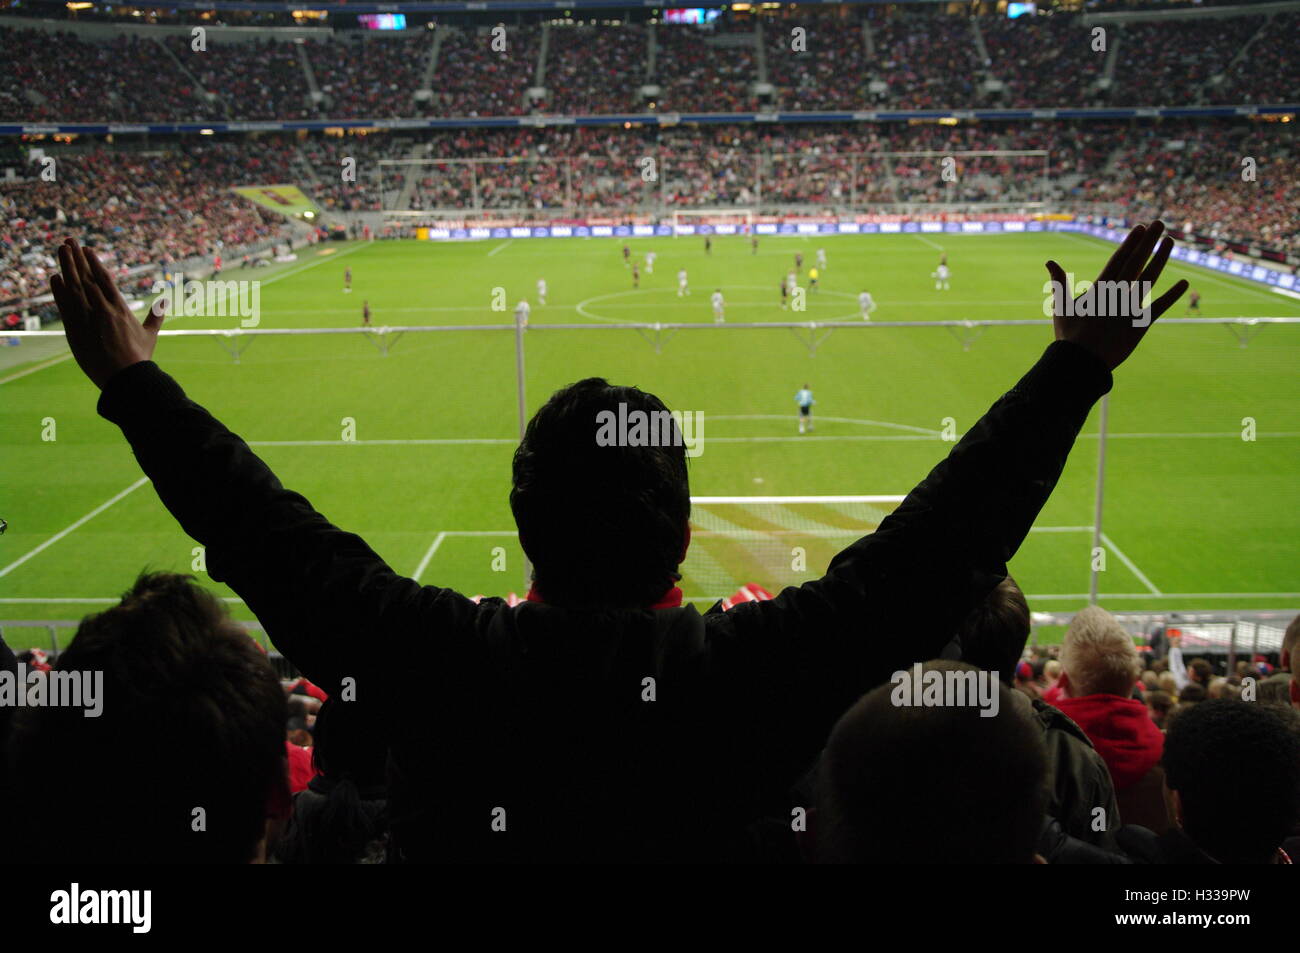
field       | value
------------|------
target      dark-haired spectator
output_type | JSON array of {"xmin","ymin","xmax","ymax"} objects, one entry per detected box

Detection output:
[
  {"xmin": 276, "ymin": 699, "xmax": 389, "ymax": 864},
  {"xmin": 815, "ymin": 660, "xmax": 1048, "ymax": 863},
  {"xmin": 1177, "ymin": 682, "xmax": 1206, "ymax": 704},
  {"xmin": 5, "ymin": 572, "xmax": 288, "ymax": 864},
  {"xmin": 1118, "ymin": 700, "xmax": 1300, "ymax": 864},
  {"xmin": 1054, "ymin": 606, "xmax": 1171, "ymax": 834},
  {"xmin": 49, "ymin": 223, "xmax": 1187, "ymax": 861},
  {"xmin": 1188, "ymin": 658, "xmax": 1214, "ymax": 688},
  {"xmin": 954, "ymin": 576, "xmax": 1119, "ymax": 851},
  {"xmin": 1014, "ymin": 660, "xmax": 1043, "ymax": 701},
  {"xmin": 1145, "ymin": 689, "xmax": 1174, "ymax": 730}
]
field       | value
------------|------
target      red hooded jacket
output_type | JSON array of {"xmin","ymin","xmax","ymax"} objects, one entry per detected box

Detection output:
[{"xmin": 1053, "ymin": 693, "xmax": 1164, "ymax": 790}]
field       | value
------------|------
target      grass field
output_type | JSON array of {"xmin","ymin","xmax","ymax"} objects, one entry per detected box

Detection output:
[{"xmin": 2, "ymin": 231, "xmax": 1299, "ymax": 652}]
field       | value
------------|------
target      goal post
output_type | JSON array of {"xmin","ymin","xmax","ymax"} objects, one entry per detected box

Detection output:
[
  {"xmin": 682, "ymin": 494, "xmax": 905, "ymax": 602},
  {"xmin": 670, "ymin": 208, "xmax": 755, "ymax": 238}
]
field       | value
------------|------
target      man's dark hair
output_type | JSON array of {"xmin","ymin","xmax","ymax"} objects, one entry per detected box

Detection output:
[
  {"xmin": 277, "ymin": 699, "xmax": 390, "ymax": 865},
  {"xmin": 1162, "ymin": 700, "xmax": 1300, "ymax": 864},
  {"xmin": 816, "ymin": 660, "xmax": 1047, "ymax": 863},
  {"xmin": 1178, "ymin": 682, "xmax": 1207, "ymax": 704},
  {"xmin": 7, "ymin": 572, "xmax": 287, "ymax": 863},
  {"xmin": 1188, "ymin": 658, "xmax": 1213, "ymax": 685},
  {"xmin": 511, "ymin": 377, "xmax": 690, "ymax": 608},
  {"xmin": 1145, "ymin": 689, "xmax": 1174, "ymax": 727},
  {"xmin": 954, "ymin": 575, "xmax": 1031, "ymax": 683}
]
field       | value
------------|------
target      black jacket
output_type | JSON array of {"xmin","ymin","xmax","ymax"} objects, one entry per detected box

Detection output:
[
  {"xmin": 1117, "ymin": 826, "xmax": 1220, "ymax": 864},
  {"xmin": 98, "ymin": 340, "xmax": 1112, "ymax": 862},
  {"xmin": 1027, "ymin": 697, "xmax": 1122, "ymax": 850}
]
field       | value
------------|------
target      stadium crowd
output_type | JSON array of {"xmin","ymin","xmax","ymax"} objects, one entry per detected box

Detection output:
[
  {"xmin": 1, "ymin": 142, "xmax": 293, "ymax": 308},
  {"xmin": 1, "ymin": 9, "xmax": 1295, "ymax": 121},
  {"xmin": 4, "ymin": 223, "xmax": 1298, "ymax": 864},
  {"xmin": 4, "ymin": 116, "xmax": 1297, "ymax": 312}
]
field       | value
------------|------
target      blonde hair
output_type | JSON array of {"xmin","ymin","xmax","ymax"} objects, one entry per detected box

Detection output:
[
  {"xmin": 1044, "ymin": 659, "xmax": 1062, "ymax": 681},
  {"xmin": 1061, "ymin": 606, "xmax": 1141, "ymax": 698}
]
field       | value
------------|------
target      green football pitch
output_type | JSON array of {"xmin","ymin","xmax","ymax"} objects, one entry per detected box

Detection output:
[{"xmin": 2, "ymin": 231, "xmax": 1298, "ymax": 652}]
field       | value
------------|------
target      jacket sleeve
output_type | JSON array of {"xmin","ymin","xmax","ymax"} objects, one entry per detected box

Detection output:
[
  {"xmin": 711, "ymin": 340, "xmax": 1112, "ymax": 732},
  {"xmin": 97, "ymin": 360, "xmax": 480, "ymax": 695},
  {"xmin": 1168, "ymin": 645, "xmax": 1189, "ymax": 691}
]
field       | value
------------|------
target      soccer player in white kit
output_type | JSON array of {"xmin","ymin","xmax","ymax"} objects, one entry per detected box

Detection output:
[
  {"xmin": 933, "ymin": 259, "xmax": 950, "ymax": 291},
  {"xmin": 859, "ymin": 289, "xmax": 877, "ymax": 320},
  {"xmin": 515, "ymin": 298, "xmax": 530, "ymax": 328},
  {"xmin": 711, "ymin": 289, "xmax": 725, "ymax": 323},
  {"xmin": 536, "ymin": 278, "xmax": 547, "ymax": 306},
  {"xmin": 795, "ymin": 384, "xmax": 815, "ymax": 434},
  {"xmin": 816, "ymin": 247, "xmax": 827, "ymax": 270},
  {"xmin": 678, "ymin": 268, "xmax": 689, "ymax": 296},
  {"xmin": 645, "ymin": 251, "xmax": 656, "ymax": 274}
]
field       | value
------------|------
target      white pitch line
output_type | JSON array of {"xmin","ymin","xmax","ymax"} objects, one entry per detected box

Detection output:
[
  {"xmin": 1025, "ymin": 593, "xmax": 1300, "ymax": 601},
  {"xmin": 243, "ymin": 431, "xmax": 1300, "ymax": 449},
  {"xmin": 0, "ymin": 242, "xmax": 373, "ymax": 388},
  {"xmin": 412, "ymin": 531, "xmax": 447, "ymax": 582},
  {"xmin": 0, "ymin": 477, "xmax": 149, "ymax": 578},
  {"xmin": 1100, "ymin": 532, "xmax": 1162, "ymax": 595},
  {"xmin": 691, "ymin": 495, "xmax": 905, "ymax": 504},
  {"xmin": 0, "ymin": 352, "xmax": 74, "ymax": 386},
  {"xmin": 249, "ymin": 438, "xmax": 514, "ymax": 447},
  {"xmin": 1174, "ymin": 267, "xmax": 1300, "ymax": 308},
  {"xmin": 1056, "ymin": 232, "xmax": 1300, "ymax": 309},
  {"xmin": 487, "ymin": 240, "xmax": 514, "ymax": 257},
  {"xmin": 712, "ymin": 413, "xmax": 940, "ymax": 436},
  {"xmin": 914, "ymin": 236, "xmax": 945, "ymax": 252}
]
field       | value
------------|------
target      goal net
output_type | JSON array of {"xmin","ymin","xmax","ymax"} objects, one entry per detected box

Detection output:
[
  {"xmin": 681, "ymin": 495, "xmax": 905, "ymax": 603},
  {"xmin": 670, "ymin": 208, "xmax": 755, "ymax": 237}
]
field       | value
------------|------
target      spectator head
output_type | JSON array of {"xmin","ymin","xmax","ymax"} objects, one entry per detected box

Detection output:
[
  {"xmin": 1258, "ymin": 674, "xmax": 1291, "ymax": 709},
  {"xmin": 1283, "ymin": 613, "xmax": 1300, "ymax": 706},
  {"xmin": 1208, "ymin": 677, "xmax": 1227, "ymax": 699},
  {"xmin": 1140, "ymin": 670, "xmax": 1158, "ymax": 690},
  {"xmin": 311, "ymin": 698, "xmax": 389, "ymax": 786},
  {"xmin": 7, "ymin": 572, "xmax": 287, "ymax": 863},
  {"xmin": 1187, "ymin": 657, "xmax": 1213, "ymax": 686},
  {"xmin": 1145, "ymin": 689, "xmax": 1174, "ymax": 729},
  {"xmin": 816, "ymin": 660, "xmax": 1047, "ymax": 863},
  {"xmin": 274, "ymin": 698, "xmax": 390, "ymax": 864},
  {"xmin": 1162, "ymin": 700, "xmax": 1300, "ymax": 864},
  {"xmin": 1178, "ymin": 682, "xmax": 1207, "ymax": 704},
  {"xmin": 1158, "ymin": 671, "xmax": 1178, "ymax": 695},
  {"xmin": 953, "ymin": 575, "xmax": 1030, "ymax": 683},
  {"xmin": 1013, "ymin": 659, "xmax": 1041, "ymax": 700},
  {"xmin": 1059, "ymin": 606, "xmax": 1141, "ymax": 699},
  {"xmin": 1282, "ymin": 612, "xmax": 1300, "ymax": 672},
  {"xmin": 1044, "ymin": 659, "xmax": 1062, "ymax": 684},
  {"xmin": 511, "ymin": 377, "xmax": 690, "ymax": 609}
]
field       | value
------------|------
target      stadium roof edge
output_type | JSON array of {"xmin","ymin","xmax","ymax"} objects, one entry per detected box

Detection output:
[{"xmin": 2, "ymin": 105, "xmax": 1296, "ymax": 137}]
